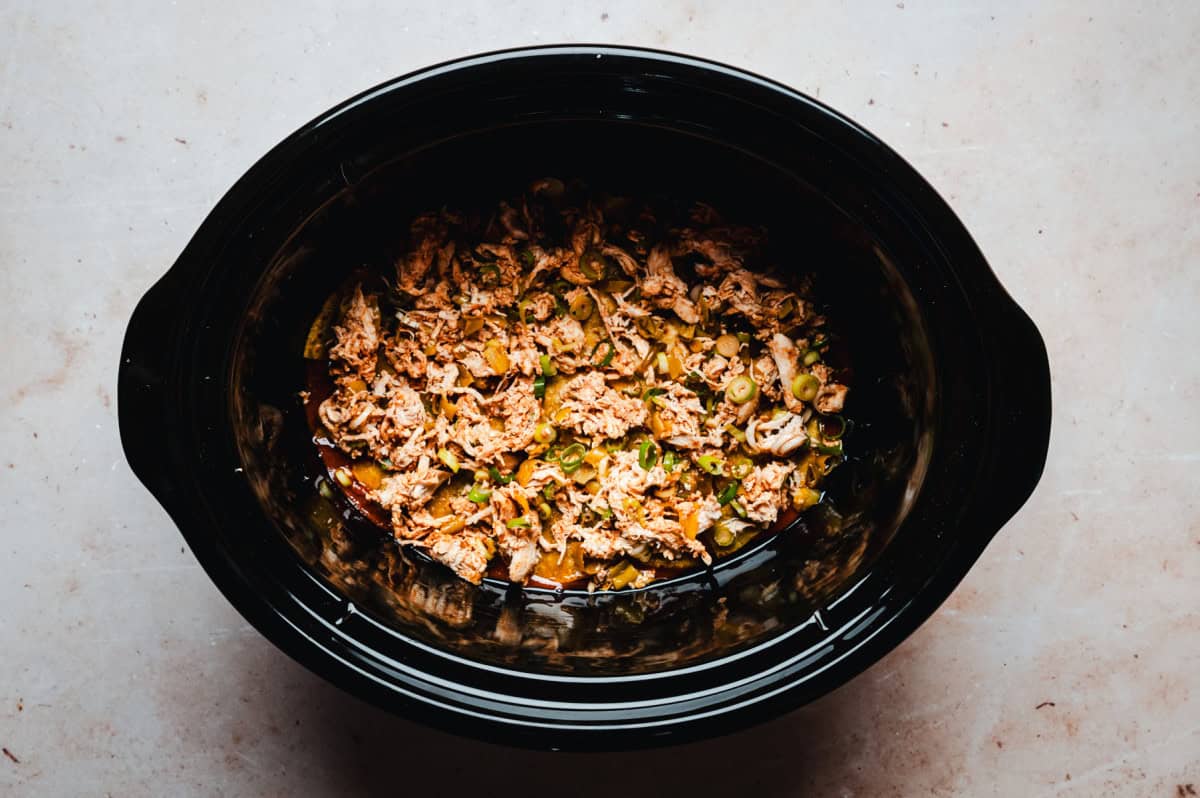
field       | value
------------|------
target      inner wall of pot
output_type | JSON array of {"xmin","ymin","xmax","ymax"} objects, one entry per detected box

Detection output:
[{"xmin": 231, "ymin": 120, "xmax": 935, "ymax": 674}]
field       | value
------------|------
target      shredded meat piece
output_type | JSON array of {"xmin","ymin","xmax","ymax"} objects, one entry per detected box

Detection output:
[
  {"xmin": 372, "ymin": 456, "xmax": 451, "ymax": 527},
  {"xmin": 483, "ymin": 378, "xmax": 540, "ymax": 454},
  {"xmin": 746, "ymin": 411, "xmax": 809, "ymax": 456},
  {"xmin": 385, "ymin": 335, "xmax": 427, "ymax": 380},
  {"xmin": 490, "ymin": 484, "xmax": 542, "ymax": 582},
  {"xmin": 652, "ymin": 382, "xmax": 708, "ymax": 449},
  {"xmin": 558, "ymin": 372, "xmax": 648, "ymax": 439},
  {"xmin": 524, "ymin": 290, "xmax": 557, "ymax": 321},
  {"xmin": 768, "ymin": 333, "xmax": 807, "ymax": 412},
  {"xmin": 672, "ymin": 228, "xmax": 745, "ymax": 277},
  {"xmin": 812, "ymin": 363, "xmax": 850, "ymax": 414},
  {"xmin": 396, "ymin": 212, "xmax": 451, "ymax": 294},
  {"xmin": 327, "ymin": 286, "xmax": 381, "ymax": 381},
  {"xmin": 642, "ymin": 245, "xmax": 700, "ymax": 323},
  {"xmin": 739, "ymin": 462, "xmax": 796, "ymax": 525},
  {"xmin": 422, "ymin": 528, "xmax": 494, "ymax": 584}
]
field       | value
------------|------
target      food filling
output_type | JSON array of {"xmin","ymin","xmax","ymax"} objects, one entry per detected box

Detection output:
[{"xmin": 303, "ymin": 181, "xmax": 850, "ymax": 590}]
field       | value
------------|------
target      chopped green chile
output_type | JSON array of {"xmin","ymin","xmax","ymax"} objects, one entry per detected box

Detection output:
[
  {"xmin": 488, "ymin": 466, "xmax": 513, "ymax": 485},
  {"xmin": 539, "ymin": 354, "xmax": 557, "ymax": 377},
  {"xmin": 506, "ymin": 516, "xmax": 532, "ymax": 529},
  {"xmin": 533, "ymin": 374, "xmax": 547, "ymax": 399},
  {"xmin": 717, "ymin": 481, "xmax": 739, "ymax": 505},
  {"xmin": 467, "ymin": 484, "xmax": 493, "ymax": 504},
  {"xmin": 697, "ymin": 454, "xmax": 724, "ymax": 475}
]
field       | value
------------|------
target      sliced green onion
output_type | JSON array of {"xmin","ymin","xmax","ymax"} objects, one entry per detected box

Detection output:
[
  {"xmin": 533, "ymin": 374, "xmax": 546, "ymax": 399},
  {"xmin": 729, "ymin": 499, "xmax": 748, "ymax": 519},
  {"xmin": 715, "ymin": 334, "xmax": 740, "ymax": 358},
  {"xmin": 488, "ymin": 466, "xmax": 513, "ymax": 485},
  {"xmin": 379, "ymin": 457, "xmax": 394, "ymax": 471},
  {"xmin": 642, "ymin": 386, "xmax": 667, "ymax": 404},
  {"xmin": 803, "ymin": 350, "xmax": 822, "ymax": 366},
  {"xmin": 724, "ymin": 424, "xmax": 747, "ymax": 443},
  {"xmin": 791, "ymin": 373, "xmax": 820, "ymax": 402},
  {"xmin": 592, "ymin": 340, "xmax": 616, "ymax": 367},
  {"xmin": 559, "ymin": 443, "xmax": 587, "ymax": 473},
  {"xmin": 544, "ymin": 445, "xmax": 563, "ymax": 462},
  {"xmin": 539, "ymin": 354, "xmax": 557, "ymax": 377},
  {"xmin": 819, "ymin": 414, "xmax": 846, "ymax": 440},
  {"xmin": 537, "ymin": 502, "xmax": 553, "ymax": 520},
  {"xmin": 517, "ymin": 298, "xmax": 531, "ymax": 325},
  {"xmin": 542, "ymin": 483, "xmax": 558, "ymax": 500},
  {"xmin": 697, "ymin": 454, "xmax": 724, "ymax": 475},
  {"xmin": 437, "ymin": 447, "xmax": 460, "ymax": 473},
  {"xmin": 638, "ymin": 439, "xmax": 658, "ymax": 471},
  {"xmin": 812, "ymin": 441, "xmax": 844, "ymax": 456},
  {"xmin": 506, "ymin": 516, "xmax": 532, "ymax": 529},
  {"xmin": 467, "ymin": 484, "xmax": 493, "ymax": 504},
  {"xmin": 534, "ymin": 421, "xmax": 557, "ymax": 444},
  {"xmin": 725, "ymin": 375, "xmax": 758, "ymax": 404},
  {"xmin": 717, "ymin": 481, "xmax": 740, "ymax": 506},
  {"xmin": 568, "ymin": 293, "xmax": 594, "ymax": 321},
  {"xmin": 662, "ymin": 450, "xmax": 678, "ymax": 473}
]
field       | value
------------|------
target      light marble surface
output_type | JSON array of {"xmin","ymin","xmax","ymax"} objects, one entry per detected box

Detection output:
[{"xmin": 1, "ymin": 1, "xmax": 1197, "ymax": 795}]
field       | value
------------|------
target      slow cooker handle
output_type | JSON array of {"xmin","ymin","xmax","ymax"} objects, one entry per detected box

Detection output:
[
  {"xmin": 118, "ymin": 268, "xmax": 186, "ymax": 504},
  {"xmin": 977, "ymin": 299, "xmax": 1052, "ymax": 529}
]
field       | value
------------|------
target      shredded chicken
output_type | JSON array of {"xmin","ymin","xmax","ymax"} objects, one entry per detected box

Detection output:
[
  {"xmin": 305, "ymin": 180, "xmax": 849, "ymax": 589},
  {"xmin": 558, "ymin": 371, "xmax": 648, "ymax": 440}
]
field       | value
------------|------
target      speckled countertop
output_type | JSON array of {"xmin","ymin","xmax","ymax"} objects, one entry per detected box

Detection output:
[{"xmin": 1, "ymin": 1, "xmax": 1197, "ymax": 795}]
